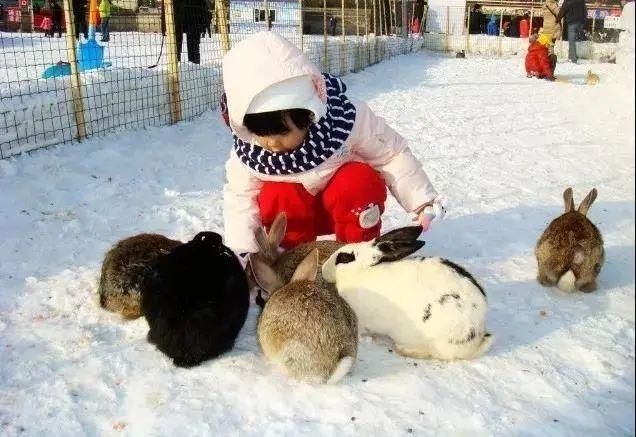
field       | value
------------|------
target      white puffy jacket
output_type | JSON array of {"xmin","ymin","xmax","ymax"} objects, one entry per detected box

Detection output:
[{"xmin": 222, "ymin": 32, "xmax": 438, "ymax": 253}]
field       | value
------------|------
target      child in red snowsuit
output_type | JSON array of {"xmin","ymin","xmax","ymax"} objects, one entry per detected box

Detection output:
[
  {"xmin": 525, "ymin": 35, "xmax": 556, "ymax": 80},
  {"xmin": 221, "ymin": 32, "xmax": 445, "ymax": 256}
]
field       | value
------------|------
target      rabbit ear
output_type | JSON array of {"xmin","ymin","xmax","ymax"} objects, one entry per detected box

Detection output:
[
  {"xmin": 268, "ymin": 212, "xmax": 287, "ymax": 249},
  {"xmin": 577, "ymin": 188, "xmax": 598, "ymax": 216},
  {"xmin": 255, "ymin": 227, "xmax": 277, "ymax": 262},
  {"xmin": 376, "ymin": 240, "xmax": 426, "ymax": 263},
  {"xmin": 250, "ymin": 254, "xmax": 283, "ymax": 294},
  {"xmin": 290, "ymin": 248, "xmax": 319, "ymax": 283},
  {"xmin": 376, "ymin": 225, "xmax": 423, "ymax": 244},
  {"xmin": 563, "ymin": 187, "xmax": 575, "ymax": 213}
]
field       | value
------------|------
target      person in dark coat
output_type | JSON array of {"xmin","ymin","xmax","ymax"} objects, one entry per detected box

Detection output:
[
  {"xmin": 328, "ymin": 15, "xmax": 337, "ymax": 36},
  {"xmin": 50, "ymin": 0, "xmax": 63, "ymax": 37},
  {"xmin": 509, "ymin": 16, "xmax": 520, "ymax": 37},
  {"xmin": 469, "ymin": 4, "xmax": 485, "ymax": 34},
  {"xmin": 162, "ymin": 0, "xmax": 207, "ymax": 64},
  {"xmin": 557, "ymin": 0, "xmax": 587, "ymax": 63},
  {"xmin": 72, "ymin": 0, "xmax": 87, "ymax": 40}
]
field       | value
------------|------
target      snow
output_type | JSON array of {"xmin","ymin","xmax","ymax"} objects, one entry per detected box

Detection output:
[{"xmin": 0, "ymin": 52, "xmax": 634, "ymax": 435}]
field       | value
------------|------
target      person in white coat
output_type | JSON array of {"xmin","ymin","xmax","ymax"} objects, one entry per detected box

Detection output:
[{"xmin": 222, "ymin": 32, "xmax": 445, "ymax": 257}]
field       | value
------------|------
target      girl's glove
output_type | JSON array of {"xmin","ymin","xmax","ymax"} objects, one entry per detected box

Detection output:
[{"xmin": 414, "ymin": 197, "xmax": 447, "ymax": 232}]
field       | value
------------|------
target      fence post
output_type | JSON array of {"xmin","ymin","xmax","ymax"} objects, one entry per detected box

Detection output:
[
  {"xmin": 264, "ymin": 0, "xmax": 270, "ymax": 30},
  {"xmin": 373, "ymin": 0, "xmax": 377, "ymax": 34},
  {"xmin": 299, "ymin": 0, "xmax": 304, "ymax": 50},
  {"xmin": 62, "ymin": 0, "xmax": 86, "ymax": 141},
  {"xmin": 379, "ymin": 0, "xmax": 383, "ymax": 36},
  {"xmin": 216, "ymin": 0, "xmax": 230, "ymax": 53},
  {"xmin": 323, "ymin": 0, "xmax": 328, "ymax": 71},
  {"xmin": 465, "ymin": 4, "xmax": 471, "ymax": 53},
  {"xmin": 498, "ymin": 9, "xmax": 503, "ymax": 56},
  {"xmin": 364, "ymin": 0, "xmax": 369, "ymax": 67},
  {"xmin": 356, "ymin": 0, "xmax": 360, "ymax": 71},
  {"xmin": 445, "ymin": 5, "xmax": 449, "ymax": 52},
  {"xmin": 402, "ymin": 0, "xmax": 407, "ymax": 52},
  {"xmin": 163, "ymin": 0, "xmax": 182, "ymax": 124},
  {"xmin": 341, "ymin": 0, "xmax": 345, "ymax": 74}
]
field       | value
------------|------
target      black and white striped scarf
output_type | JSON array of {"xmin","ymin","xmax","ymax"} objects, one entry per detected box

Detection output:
[{"xmin": 232, "ymin": 74, "xmax": 356, "ymax": 176}]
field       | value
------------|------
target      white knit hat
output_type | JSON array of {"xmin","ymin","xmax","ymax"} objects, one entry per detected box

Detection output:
[{"xmin": 246, "ymin": 75, "xmax": 327, "ymax": 121}]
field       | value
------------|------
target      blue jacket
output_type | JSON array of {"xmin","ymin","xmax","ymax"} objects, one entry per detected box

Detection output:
[{"xmin": 487, "ymin": 17, "xmax": 499, "ymax": 35}]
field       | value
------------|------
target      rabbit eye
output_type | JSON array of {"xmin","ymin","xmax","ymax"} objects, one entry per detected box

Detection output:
[{"xmin": 336, "ymin": 252, "xmax": 356, "ymax": 265}]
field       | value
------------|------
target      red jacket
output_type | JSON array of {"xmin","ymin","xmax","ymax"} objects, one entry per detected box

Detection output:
[
  {"xmin": 525, "ymin": 42, "xmax": 554, "ymax": 79},
  {"xmin": 519, "ymin": 18, "xmax": 530, "ymax": 37}
]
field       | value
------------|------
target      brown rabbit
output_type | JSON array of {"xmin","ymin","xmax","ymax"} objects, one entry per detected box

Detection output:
[
  {"xmin": 585, "ymin": 70, "xmax": 600, "ymax": 85},
  {"xmin": 535, "ymin": 188, "xmax": 604, "ymax": 292},
  {"xmin": 251, "ymin": 249, "xmax": 358, "ymax": 384},
  {"xmin": 247, "ymin": 212, "xmax": 343, "ymax": 301},
  {"xmin": 99, "ymin": 233, "xmax": 182, "ymax": 319}
]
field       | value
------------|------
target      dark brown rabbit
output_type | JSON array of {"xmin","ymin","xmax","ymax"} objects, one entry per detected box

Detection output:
[
  {"xmin": 246, "ymin": 212, "xmax": 343, "ymax": 302},
  {"xmin": 99, "ymin": 233, "xmax": 182, "ymax": 318},
  {"xmin": 535, "ymin": 188, "xmax": 604, "ymax": 292}
]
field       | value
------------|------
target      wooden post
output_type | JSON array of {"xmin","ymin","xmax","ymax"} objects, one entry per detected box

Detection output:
[
  {"xmin": 402, "ymin": 0, "xmax": 407, "ymax": 52},
  {"xmin": 163, "ymin": 0, "xmax": 182, "ymax": 124},
  {"xmin": 341, "ymin": 0, "xmax": 345, "ymax": 74},
  {"xmin": 529, "ymin": 6, "xmax": 534, "ymax": 36},
  {"xmin": 356, "ymin": 0, "xmax": 360, "ymax": 71},
  {"xmin": 498, "ymin": 9, "xmax": 503, "ymax": 56},
  {"xmin": 373, "ymin": 0, "xmax": 377, "ymax": 34},
  {"xmin": 379, "ymin": 0, "xmax": 383, "ymax": 36},
  {"xmin": 264, "ymin": 0, "xmax": 270, "ymax": 30},
  {"xmin": 323, "ymin": 0, "xmax": 328, "ymax": 71},
  {"xmin": 62, "ymin": 0, "xmax": 86, "ymax": 141},
  {"xmin": 364, "ymin": 0, "xmax": 369, "ymax": 66},
  {"xmin": 299, "ymin": 0, "xmax": 304, "ymax": 50},
  {"xmin": 216, "ymin": 0, "xmax": 230, "ymax": 53},
  {"xmin": 445, "ymin": 5, "xmax": 450, "ymax": 52},
  {"xmin": 466, "ymin": 4, "xmax": 471, "ymax": 53}
]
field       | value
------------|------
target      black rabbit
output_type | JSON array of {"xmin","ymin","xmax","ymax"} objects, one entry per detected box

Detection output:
[{"xmin": 142, "ymin": 232, "xmax": 250, "ymax": 367}]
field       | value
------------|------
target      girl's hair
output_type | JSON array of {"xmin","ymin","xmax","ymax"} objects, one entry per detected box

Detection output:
[{"xmin": 243, "ymin": 109, "xmax": 312, "ymax": 136}]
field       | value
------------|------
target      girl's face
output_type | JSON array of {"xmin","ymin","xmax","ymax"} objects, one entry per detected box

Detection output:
[{"xmin": 253, "ymin": 113, "xmax": 309, "ymax": 153}]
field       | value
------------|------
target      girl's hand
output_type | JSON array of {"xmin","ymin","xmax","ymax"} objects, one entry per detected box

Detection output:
[{"xmin": 413, "ymin": 198, "xmax": 447, "ymax": 231}]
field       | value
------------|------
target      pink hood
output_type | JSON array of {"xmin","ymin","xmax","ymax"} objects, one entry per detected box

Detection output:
[{"xmin": 222, "ymin": 32, "xmax": 326, "ymax": 141}]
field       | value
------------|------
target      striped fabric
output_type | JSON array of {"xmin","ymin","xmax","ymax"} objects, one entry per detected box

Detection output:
[{"xmin": 232, "ymin": 74, "xmax": 356, "ymax": 176}]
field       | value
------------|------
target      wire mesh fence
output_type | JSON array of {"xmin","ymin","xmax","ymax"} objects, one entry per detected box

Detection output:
[{"xmin": 0, "ymin": 0, "xmax": 622, "ymax": 159}]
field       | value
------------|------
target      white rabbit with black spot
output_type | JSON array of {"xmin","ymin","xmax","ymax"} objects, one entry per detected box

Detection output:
[{"xmin": 322, "ymin": 226, "xmax": 493, "ymax": 361}]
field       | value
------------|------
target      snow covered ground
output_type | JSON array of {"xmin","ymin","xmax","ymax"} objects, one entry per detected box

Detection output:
[{"xmin": 0, "ymin": 52, "xmax": 634, "ymax": 436}]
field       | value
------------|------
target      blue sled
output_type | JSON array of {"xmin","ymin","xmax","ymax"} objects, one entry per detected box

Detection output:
[{"xmin": 42, "ymin": 38, "xmax": 112, "ymax": 79}]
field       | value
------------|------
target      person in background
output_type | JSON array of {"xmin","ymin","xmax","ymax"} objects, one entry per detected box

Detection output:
[
  {"xmin": 49, "ymin": 0, "xmax": 63, "ymax": 37},
  {"xmin": 525, "ymin": 33, "xmax": 556, "ymax": 80},
  {"xmin": 469, "ymin": 4, "xmax": 485, "ymax": 34},
  {"xmin": 161, "ymin": 0, "xmax": 207, "ymax": 64},
  {"xmin": 503, "ymin": 20, "xmax": 510, "ymax": 37},
  {"xmin": 509, "ymin": 15, "xmax": 520, "ymax": 37},
  {"xmin": 328, "ymin": 15, "xmax": 337, "ymax": 36},
  {"xmin": 72, "ymin": 0, "xmax": 88, "ymax": 40},
  {"xmin": 487, "ymin": 14, "xmax": 499, "ymax": 35},
  {"xmin": 98, "ymin": 0, "xmax": 111, "ymax": 42},
  {"xmin": 519, "ymin": 13, "xmax": 530, "ymax": 38},
  {"xmin": 541, "ymin": 0, "xmax": 562, "ymax": 43},
  {"xmin": 410, "ymin": 16, "xmax": 421, "ymax": 33},
  {"xmin": 557, "ymin": 0, "xmax": 587, "ymax": 63}
]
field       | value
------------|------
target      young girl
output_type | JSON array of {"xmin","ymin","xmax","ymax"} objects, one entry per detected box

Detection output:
[{"xmin": 222, "ymin": 31, "xmax": 444, "ymax": 257}]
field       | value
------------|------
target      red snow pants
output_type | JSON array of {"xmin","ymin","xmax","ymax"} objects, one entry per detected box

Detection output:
[{"xmin": 258, "ymin": 162, "xmax": 387, "ymax": 249}]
